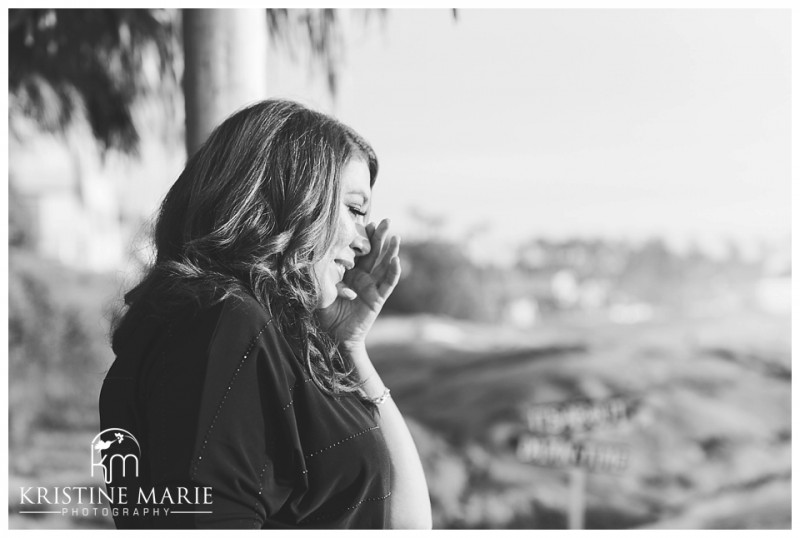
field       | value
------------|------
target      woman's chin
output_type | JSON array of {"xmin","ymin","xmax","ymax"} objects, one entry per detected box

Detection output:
[{"xmin": 316, "ymin": 289, "xmax": 338, "ymax": 310}]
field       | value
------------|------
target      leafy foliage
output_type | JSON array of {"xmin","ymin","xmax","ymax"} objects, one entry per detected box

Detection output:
[
  {"xmin": 8, "ymin": 8, "xmax": 389, "ymax": 153},
  {"xmin": 384, "ymin": 240, "xmax": 500, "ymax": 321},
  {"xmin": 8, "ymin": 249, "xmax": 119, "ymax": 446},
  {"xmin": 266, "ymin": 9, "xmax": 386, "ymax": 97},
  {"xmin": 8, "ymin": 182, "xmax": 35, "ymax": 249},
  {"xmin": 9, "ymin": 8, "xmax": 180, "ymax": 153}
]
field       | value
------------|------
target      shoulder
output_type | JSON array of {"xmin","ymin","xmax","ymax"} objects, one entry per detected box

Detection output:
[
  {"xmin": 192, "ymin": 292, "xmax": 303, "ymax": 448},
  {"xmin": 202, "ymin": 292, "xmax": 302, "ymax": 396},
  {"xmin": 202, "ymin": 291, "xmax": 273, "ymax": 352},
  {"xmin": 216, "ymin": 290, "xmax": 273, "ymax": 329}
]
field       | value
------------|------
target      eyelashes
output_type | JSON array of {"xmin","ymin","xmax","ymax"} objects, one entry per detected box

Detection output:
[{"xmin": 348, "ymin": 206, "xmax": 367, "ymax": 217}]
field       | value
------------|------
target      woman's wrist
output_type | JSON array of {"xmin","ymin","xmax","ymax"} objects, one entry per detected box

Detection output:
[
  {"xmin": 339, "ymin": 340, "xmax": 371, "ymax": 370},
  {"xmin": 339, "ymin": 339, "xmax": 367, "ymax": 355},
  {"xmin": 340, "ymin": 343, "xmax": 386, "ymax": 400}
]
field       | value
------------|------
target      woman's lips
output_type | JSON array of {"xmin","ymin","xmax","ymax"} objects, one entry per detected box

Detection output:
[
  {"xmin": 333, "ymin": 260, "xmax": 355, "ymax": 280},
  {"xmin": 335, "ymin": 261, "xmax": 346, "ymax": 279}
]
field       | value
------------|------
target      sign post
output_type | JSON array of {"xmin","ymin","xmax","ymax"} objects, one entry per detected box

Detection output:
[
  {"xmin": 568, "ymin": 467, "xmax": 585, "ymax": 530},
  {"xmin": 515, "ymin": 395, "xmax": 637, "ymax": 529}
]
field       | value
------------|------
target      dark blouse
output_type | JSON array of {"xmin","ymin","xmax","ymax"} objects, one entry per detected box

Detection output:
[{"xmin": 99, "ymin": 292, "xmax": 391, "ymax": 529}]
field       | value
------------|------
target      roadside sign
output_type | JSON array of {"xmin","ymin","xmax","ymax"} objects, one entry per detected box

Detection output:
[
  {"xmin": 515, "ymin": 394, "xmax": 638, "ymax": 529},
  {"xmin": 524, "ymin": 395, "xmax": 639, "ymax": 436},
  {"xmin": 515, "ymin": 433, "xmax": 629, "ymax": 474}
]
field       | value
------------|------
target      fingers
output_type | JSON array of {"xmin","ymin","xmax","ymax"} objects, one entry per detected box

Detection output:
[
  {"xmin": 350, "ymin": 218, "xmax": 402, "ymax": 301},
  {"xmin": 358, "ymin": 219, "xmax": 390, "ymax": 273},
  {"xmin": 377, "ymin": 253, "xmax": 401, "ymax": 299},
  {"xmin": 375, "ymin": 235, "xmax": 402, "ymax": 298},
  {"xmin": 336, "ymin": 281, "xmax": 358, "ymax": 300}
]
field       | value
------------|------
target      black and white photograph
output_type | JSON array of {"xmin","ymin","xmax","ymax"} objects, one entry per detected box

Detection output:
[{"xmin": 5, "ymin": 5, "xmax": 792, "ymax": 531}]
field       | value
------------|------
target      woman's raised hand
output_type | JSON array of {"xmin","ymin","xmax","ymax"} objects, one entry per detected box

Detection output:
[{"xmin": 316, "ymin": 218, "xmax": 401, "ymax": 349}]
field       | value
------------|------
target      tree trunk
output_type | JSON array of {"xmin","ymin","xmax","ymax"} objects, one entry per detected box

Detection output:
[{"xmin": 182, "ymin": 9, "xmax": 268, "ymax": 157}]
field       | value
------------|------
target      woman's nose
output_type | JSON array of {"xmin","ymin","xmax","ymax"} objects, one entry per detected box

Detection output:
[{"xmin": 351, "ymin": 223, "xmax": 371, "ymax": 256}]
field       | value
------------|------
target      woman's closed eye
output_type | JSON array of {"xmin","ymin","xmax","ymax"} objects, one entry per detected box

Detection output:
[{"xmin": 349, "ymin": 205, "xmax": 367, "ymax": 219}]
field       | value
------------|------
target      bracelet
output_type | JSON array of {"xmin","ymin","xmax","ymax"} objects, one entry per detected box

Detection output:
[{"xmin": 367, "ymin": 387, "xmax": 391, "ymax": 406}]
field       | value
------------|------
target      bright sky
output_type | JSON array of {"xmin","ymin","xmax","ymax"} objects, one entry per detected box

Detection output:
[{"xmin": 266, "ymin": 9, "xmax": 790, "ymax": 262}]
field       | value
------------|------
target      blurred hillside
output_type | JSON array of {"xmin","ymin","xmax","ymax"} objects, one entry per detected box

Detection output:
[
  {"xmin": 9, "ymin": 290, "xmax": 790, "ymax": 529},
  {"xmin": 384, "ymin": 234, "xmax": 789, "ymax": 324},
  {"xmin": 371, "ymin": 311, "xmax": 790, "ymax": 529}
]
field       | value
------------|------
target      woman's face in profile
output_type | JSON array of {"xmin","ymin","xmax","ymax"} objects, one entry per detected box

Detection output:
[{"xmin": 313, "ymin": 159, "xmax": 372, "ymax": 309}]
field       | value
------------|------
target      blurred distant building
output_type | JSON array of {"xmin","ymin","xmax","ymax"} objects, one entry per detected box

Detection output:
[
  {"xmin": 500, "ymin": 266, "xmax": 615, "ymax": 325},
  {"xmin": 608, "ymin": 301, "xmax": 655, "ymax": 324},
  {"xmin": 551, "ymin": 269, "xmax": 579, "ymax": 308},
  {"xmin": 756, "ymin": 274, "xmax": 790, "ymax": 315},
  {"xmin": 755, "ymin": 244, "xmax": 791, "ymax": 315},
  {"xmin": 503, "ymin": 297, "xmax": 540, "ymax": 328},
  {"xmin": 578, "ymin": 278, "xmax": 611, "ymax": 310}
]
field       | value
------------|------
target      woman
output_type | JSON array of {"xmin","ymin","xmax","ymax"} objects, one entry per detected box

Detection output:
[{"xmin": 99, "ymin": 100, "xmax": 431, "ymax": 529}]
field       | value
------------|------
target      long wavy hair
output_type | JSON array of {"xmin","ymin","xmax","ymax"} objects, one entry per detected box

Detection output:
[{"xmin": 112, "ymin": 99, "xmax": 378, "ymax": 395}]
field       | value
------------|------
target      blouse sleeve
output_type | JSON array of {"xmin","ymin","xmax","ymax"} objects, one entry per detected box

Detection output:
[{"xmin": 188, "ymin": 303, "xmax": 306, "ymax": 529}]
